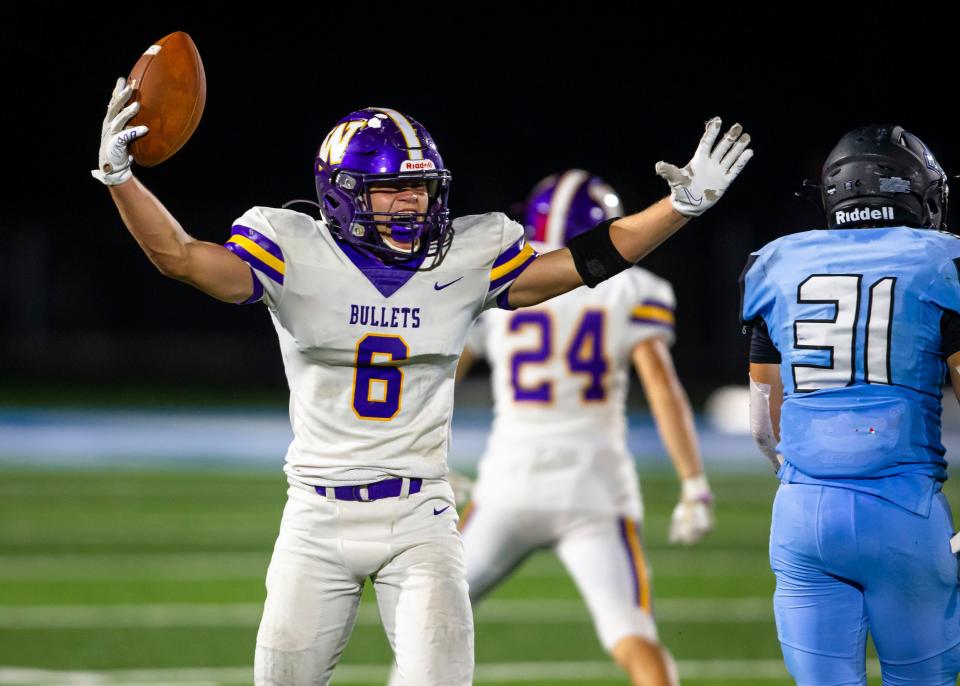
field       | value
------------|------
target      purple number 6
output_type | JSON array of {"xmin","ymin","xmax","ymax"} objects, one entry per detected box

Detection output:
[{"xmin": 352, "ymin": 334, "xmax": 409, "ymax": 421}]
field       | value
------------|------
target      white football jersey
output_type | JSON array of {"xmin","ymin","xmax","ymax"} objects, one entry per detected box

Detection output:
[
  {"xmin": 224, "ymin": 207, "xmax": 535, "ymax": 486},
  {"xmin": 466, "ymin": 266, "xmax": 676, "ymax": 515}
]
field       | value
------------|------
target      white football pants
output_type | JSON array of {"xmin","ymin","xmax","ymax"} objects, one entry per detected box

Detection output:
[
  {"xmin": 255, "ymin": 478, "xmax": 473, "ymax": 686},
  {"xmin": 387, "ymin": 503, "xmax": 659, "ymax": 686},
  {"xmin": 463, "ymin": 504, "xmax": 658, "ymax": 650}
]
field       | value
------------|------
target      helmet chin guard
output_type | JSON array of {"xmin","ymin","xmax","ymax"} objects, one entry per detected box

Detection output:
[
  {"xmin": 315, "ymin": 108, "xmax": 453, "ymax": 269},
  {"xmin": 821, "ymin": 124, "xmax": 948, "ymax": 230}
]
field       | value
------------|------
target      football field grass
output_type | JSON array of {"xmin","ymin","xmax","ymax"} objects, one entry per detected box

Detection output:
[{"xmin": 0, "ymin": 467, "xmax": 933, "ymax": 685}]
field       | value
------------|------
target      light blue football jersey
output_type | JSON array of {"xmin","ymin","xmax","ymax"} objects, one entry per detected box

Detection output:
[{"xmin": 741, "ymin": 226, "xmax": 960, "ymax": 515}]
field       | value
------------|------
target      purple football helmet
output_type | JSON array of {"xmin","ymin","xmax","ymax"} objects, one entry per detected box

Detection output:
[
  {"xmin": 525, "ymin": 170, "xmax": 624, "ymax": 250},
  {"xmin": 315, "ymin": 107, "xmax": 453, "ymax": 267}
]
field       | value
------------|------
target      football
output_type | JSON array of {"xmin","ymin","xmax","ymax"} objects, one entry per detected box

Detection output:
[{"xmin": 127, "ymin": 31, "xmax": 206, "ymax": 167}]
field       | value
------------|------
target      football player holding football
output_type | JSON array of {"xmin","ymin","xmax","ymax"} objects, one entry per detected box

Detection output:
[
  {"xmin": 93, "ymin": 76, "xmax": 751, "ymax": 686},
  {"xmin": 389, "ymin": 170, "xmax": 713, "ymax": 686},
  {"xmin": 742, "ymin": 125, "xmax": 960, "ymax": 685}
]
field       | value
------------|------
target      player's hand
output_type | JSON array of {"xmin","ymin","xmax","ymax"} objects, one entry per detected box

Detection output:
[
  {"xmin": 655, "ymin": 117, "xmax": 752, "ymax": 217},
  {"xmin": 91, "ymin": 77, "xmax": 149, "ymax": 186},
  {"xmin": 668, "ymin": 474, "xmax": 715, "ymax": 545},
  {"xmin": 447, "ymin": 470, "xmax": 474, "ymax": 508}
]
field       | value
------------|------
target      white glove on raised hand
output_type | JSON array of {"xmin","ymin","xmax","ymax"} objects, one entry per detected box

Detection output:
[
  {"xmin": 91, "ymin": 77, "xmax": 149, "ymax": 186},
  {"xmin": 668, "ymin": 474, "xmax": 715, "ymax": 545},
  {"xmin": 655, "ymin": 117, "xmax": 752, "ymax": 217}
]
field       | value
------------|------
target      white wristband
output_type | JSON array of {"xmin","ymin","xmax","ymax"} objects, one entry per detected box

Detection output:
[{"xmin": 681, "ymin": 473, "xmax": 712, "ymax": 502}]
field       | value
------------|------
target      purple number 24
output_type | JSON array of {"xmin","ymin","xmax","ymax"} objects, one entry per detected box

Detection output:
[{"xmin": 509, "ymin": 309, "xmax": 608, "ymax": 403}]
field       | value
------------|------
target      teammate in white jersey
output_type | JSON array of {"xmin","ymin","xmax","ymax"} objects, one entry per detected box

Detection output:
[
  {"xmin": 93, "ymin": 76, "xmax": 751, "ymax": 686},
  {"xmin": 463, "ymin": 171, "xmax": 713, "ymax": 686}
]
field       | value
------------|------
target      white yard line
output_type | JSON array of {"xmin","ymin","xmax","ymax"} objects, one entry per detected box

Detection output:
[
  {"xmin": 0, "ymin": 598, "xmax": 773, "ymax": 629},
  {"xmin": 0, "ymin": 660, "xmax": 883, "ymax": 684},
  {"xmin": 0, "ymin": 554, "xmax": 270, "ymax": 581},
  {"xmin": 0, "ymin": 604, "xmax": 262, "ymax": 629},
  {"xmin": 0, "ymin": 551, "xmax": 768, "ymax": 581}
]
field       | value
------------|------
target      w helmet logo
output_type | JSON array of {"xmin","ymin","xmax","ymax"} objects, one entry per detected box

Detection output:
[{"xmin": 319, "ymin": 120, "xmax": 367, "ymax": 165}]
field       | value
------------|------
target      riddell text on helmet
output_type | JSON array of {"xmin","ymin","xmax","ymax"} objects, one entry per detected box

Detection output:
[
  {"xmin": 835, "ymin": 207, "xmax": 895, "ymax": 225},
  {"xmin": 400, "ymin": 159, "xmax": 436, "ymax": 172}
]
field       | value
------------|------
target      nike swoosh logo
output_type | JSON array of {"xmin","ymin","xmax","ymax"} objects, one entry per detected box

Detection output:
[
  {"xmin": 680, "ymin": 187, "xmax": 704, "ymax": 205},
  {"xmin": 433, "ymin": 506, "xmax": 451, "ymax": 515},
  {"xmin": 434, "ymin": 277, "xmax": 463, "ymax": 291}
]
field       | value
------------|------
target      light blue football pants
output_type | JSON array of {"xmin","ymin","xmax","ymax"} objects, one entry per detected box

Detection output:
[{"xmin": 770, "ymin": 483, "xmax": 960, "ymax": 686}]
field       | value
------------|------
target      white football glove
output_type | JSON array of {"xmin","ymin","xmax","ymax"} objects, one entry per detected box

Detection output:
[
  {"xmin": 668, "ymin": 474, "xmax": 715, "ymax": 545},
  {"xmin": 655, "ymin": 117, "xmax": 753, "ymax": 217},
  {"xmin": 91, "ymin": 77, "xmax": 149, "ymax": 186}
]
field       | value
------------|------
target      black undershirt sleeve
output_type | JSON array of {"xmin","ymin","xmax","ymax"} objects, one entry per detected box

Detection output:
[
  {"xmin": 941, "ymin": 309, "xmax": 960, "ymax": 359},
  {"xmin": 749, "ymin": 319, "xmax": 782, "ymax": 364}
]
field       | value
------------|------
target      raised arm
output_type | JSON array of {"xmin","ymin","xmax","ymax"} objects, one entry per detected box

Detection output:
[
  {"xmin": 92, "ymin": 78, "xmax": 253, "ymax": 304},
  {"xmin": 507, "ymin": 118, "xmax": 752, "ymax": 308}
]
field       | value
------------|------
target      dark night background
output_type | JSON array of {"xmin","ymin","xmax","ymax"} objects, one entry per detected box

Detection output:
[{"xmin": 3, "ymin": 6, "xmax": 954, "ymax": 403}]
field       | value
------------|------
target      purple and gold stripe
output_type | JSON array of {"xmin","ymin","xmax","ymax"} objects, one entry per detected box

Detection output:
[
  {"xmin": 630, "ymin": 299, "xmax": 675, "ymax": 328},
  {"xmin": 492, "ymin": 237, "xmax": 527, "ymax": 269},
  {"xmin": 489, "ymin": 240, "xmax": 537, "ymax": 292},
  {"xmin": 224, "ymin": 224, "xmax": 285, "ymax": 285},
  {"xmin": 618, "ymin": 517, "xmax": 651, "ymax": 611}
]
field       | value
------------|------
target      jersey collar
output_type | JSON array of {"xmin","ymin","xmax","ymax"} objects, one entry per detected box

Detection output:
[{"xmin": 333, "ymin": 238, "xmax": 425, "ymax": 298}]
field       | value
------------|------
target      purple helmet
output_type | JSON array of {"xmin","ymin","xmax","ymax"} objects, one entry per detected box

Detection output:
[
  {"xmin": 525, "ymin": 170, "xmax": 624, "ymax": 250},
  {"xmin": 315, "ymin": 107, "xmax": 453, "ymax": 267}
]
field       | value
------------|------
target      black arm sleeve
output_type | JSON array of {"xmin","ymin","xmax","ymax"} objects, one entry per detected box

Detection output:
[
  {"xmin": 749, "ymin": 319, "xmax": 782, "ymax": 364},
  {"xmin": 941, "ymin": 309, "xmax": 960, "ymax": 359},
  {"xmin": 565, "ymin": 218, "xmax": 632, "ymax": 288}
]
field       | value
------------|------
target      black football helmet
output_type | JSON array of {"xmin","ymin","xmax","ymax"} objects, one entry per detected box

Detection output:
[{"xmin": 821, "ymin": 124, "xmax": 948, "ymax": 230}]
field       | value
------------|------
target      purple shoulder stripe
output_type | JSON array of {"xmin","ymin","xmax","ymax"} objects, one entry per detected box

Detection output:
[
  {"xmin": 231, "ymin": 224, "xmax": 284, "ymax": 263},
  {"xmin": 489, "ymin": 251, "xmax": 537, "ymax": 292},
  {"xmin": 495, "ymin": 288, "xmax": 516, "ymax": 310},
  {"xmin": 492, "ymin": 237, "xmax": 525, "ymax": 268},
  {"xmin": 224, "ymin": 241, "xmax": 284, "ymax": 285},
  {"xmin": 237, "ymin": 268, "xmax": 265, "ymax": 305}
]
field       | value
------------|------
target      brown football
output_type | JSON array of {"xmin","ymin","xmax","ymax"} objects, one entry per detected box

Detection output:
[{"xmin": 127, "ymin": 31, "xmax": 206, "ymax": 167}]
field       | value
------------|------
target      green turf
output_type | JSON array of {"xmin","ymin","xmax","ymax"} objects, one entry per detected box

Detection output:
[{"xmin": 0, "ymin": 467, "xmax": 946, "ymax": 685}]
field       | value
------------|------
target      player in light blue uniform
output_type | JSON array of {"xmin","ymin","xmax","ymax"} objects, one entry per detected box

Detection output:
[{"xmin": 741, "ymin": 125, "xmax": 960, "ymax": 685}]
